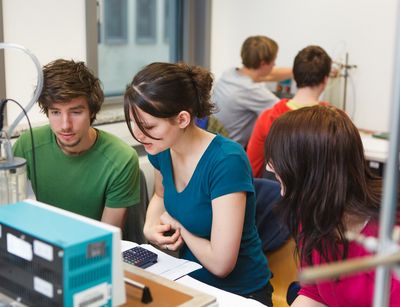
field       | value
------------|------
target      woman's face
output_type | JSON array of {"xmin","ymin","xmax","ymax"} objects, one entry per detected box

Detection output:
[
  {"xmin": 130, "ymin": 107, "xmax": 182, "ymax": 155},
  {"xmin": 266, "ymin": 163, "xmax": 285, "ymax": 196}
]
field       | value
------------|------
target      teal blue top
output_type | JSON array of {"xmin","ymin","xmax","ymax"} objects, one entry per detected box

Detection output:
[{"xmin": 148, "ymin": 135, "xmax": 270, "ymax": 295}]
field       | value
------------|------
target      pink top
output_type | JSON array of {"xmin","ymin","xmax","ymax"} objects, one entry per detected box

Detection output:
[{"xmin": 299, "ymin": 221, "xmax": 400, "ymax": 306}]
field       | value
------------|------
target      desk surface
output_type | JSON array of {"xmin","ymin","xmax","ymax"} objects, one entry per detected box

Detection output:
[
  {"xmin": 123, "ymin": 263, "xmax": 217, "ymax": 306},
  {"xmin": 0, "ymin": 266, "xmax": 216, "ymax": 307},
  {"xmin": 360, "ymin": 132, "xmax": 389, "ymax": 163}
]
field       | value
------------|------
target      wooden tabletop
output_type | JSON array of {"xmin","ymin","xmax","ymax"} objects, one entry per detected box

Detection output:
[{"xmin": 121, "ymin": 263, "xmax": 216, "ymax": 306}]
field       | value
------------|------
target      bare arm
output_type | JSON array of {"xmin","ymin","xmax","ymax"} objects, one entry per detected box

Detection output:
[
  {"xmin": 163, "ymin": 192, "xmax": 246, "ymax": 277},
  {"xmin": 291, "ymin": 295, "xmax": 327, "ymax": 307},
  {"xmin": 143, "ymin": 169, "xmax": 182, "ymax": 246},
  {"xmin": 101, "ymin": 207, "xmax": 128, "ymax": 228},
  {"xmin": 258, "ymin": 67, "xmax": 293, "ymax": 82}
]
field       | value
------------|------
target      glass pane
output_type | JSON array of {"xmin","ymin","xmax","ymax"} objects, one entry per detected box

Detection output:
[
  {"xmin": 135, "ymin": 0, "xmax": 157, "ymax": 44},
  {"xmin": 98, "ymin": 0, "xmax": 178, "ymax": 97},
  {"xmin": 104, "ymin": 0, "xmax": 128, "ymax": 44}
]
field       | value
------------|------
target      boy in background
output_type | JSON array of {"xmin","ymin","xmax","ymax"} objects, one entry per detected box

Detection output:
[
  {"xmin": 213, "ymin": 35, "xmax": 291, "ymax": 148},
  {"xmin": 247, "ymin": 45, "xmax": 332, "ymax": 177}
]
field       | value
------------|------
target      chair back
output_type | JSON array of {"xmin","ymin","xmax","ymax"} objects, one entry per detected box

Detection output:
[{"xmin": 122, "ymin": 168, "xmax": 149, "ymax": 244}]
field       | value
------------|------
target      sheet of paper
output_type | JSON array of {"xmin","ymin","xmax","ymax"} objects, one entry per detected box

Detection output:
[
  {"xmin": 121, "ymin": 241, "xmax": 202, "ymax": 281},
  {"xmin": 360, "ymin": 134, "xmax": 388, "ymax": 162}
]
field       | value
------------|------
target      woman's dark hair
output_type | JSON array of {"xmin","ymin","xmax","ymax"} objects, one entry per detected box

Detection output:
[
  {"xmin": 124, "ymin": 62, "xmax": 214, "ymax": 142},
  {"xmin": 265, "ymin": 105, "xmax": 382, "ymax": 265}
]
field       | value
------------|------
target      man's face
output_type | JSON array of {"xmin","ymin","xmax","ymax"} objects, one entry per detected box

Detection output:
[{"xmin": 48, "ymin": 97, "xmax": 93, "ymax": 154}]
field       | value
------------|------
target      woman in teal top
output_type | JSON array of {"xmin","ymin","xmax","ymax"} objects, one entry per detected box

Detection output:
[{"xmin": 124, "ymin": 62, "xmax": 272, "ymax": 305}]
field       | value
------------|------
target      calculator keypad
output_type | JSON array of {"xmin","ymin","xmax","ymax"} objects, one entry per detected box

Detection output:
[{"xmin": 122, "ymin": 246, "xmax": 158, "ymax": 268}]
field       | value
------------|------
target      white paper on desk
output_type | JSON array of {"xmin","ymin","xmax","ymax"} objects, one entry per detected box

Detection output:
[
  {"xmin": 121, "ymin": 240, "xmax": 202, "ymax": 281},
  {"xmin": 361, "ymin": 134, "xmax": 388, "ymax": 161}
]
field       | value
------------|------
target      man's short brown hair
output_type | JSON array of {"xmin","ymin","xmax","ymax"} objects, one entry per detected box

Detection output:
[
  {"xmin": 241, "ymin": 35, "xmax": 278, "ymax": 69},
  {"xmin": 38, "ymin": 59, "xmax": 104, "ymax": 124},
  {"xmin": 293, "ymin": 46, "xmax": 332, "ymax": 88}
]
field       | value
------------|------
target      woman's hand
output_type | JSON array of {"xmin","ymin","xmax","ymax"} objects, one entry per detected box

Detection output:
[
  {"xmin": 144, "ymin": 222, "xmax": 173, "ymax": 245},
  {"xmin": 159, "ymin": 211, "xmax": 184, "ymax": 251},
  {"xmin": 143, "ymin": 214, "xmax": 183, "ymax": 252},
  {"xmin": 160, "ymin": 211, "xmax": 181, "ymax": 229},
  {"xmin": 143, "ymin": 170, "xmax": 183, "ymax": 251}
]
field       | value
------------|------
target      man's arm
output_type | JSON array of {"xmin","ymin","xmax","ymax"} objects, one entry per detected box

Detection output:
[
  {"xmin": 143, "ymin": 169, "xmax": 179, "ymax": 246},
  {"xmin": 101, "ymin": 146, "xmax": 140, "ymax": 229},
  {"xmin": 101, "ymin": 207, "xmax": 128, "ymax": 228},
  {"xmin": 258, "ymin": 67, "xmax": 293, "ymax": 82}
]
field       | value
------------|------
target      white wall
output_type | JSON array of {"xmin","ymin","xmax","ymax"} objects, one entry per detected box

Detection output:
[
  {"xmin": 2, "ymin": 0, "xmax": 86, "ymax": 129},
  {"xmin": 2, "ymin": 0, "xmax": 398, "ymax": 133},
  {"xmin": 210, "ymin": 0, "xmax": 398, "ymax": 132},
  {"xmin": 2, "ymin": 0, "xmax": 170, "ymax": 128}
]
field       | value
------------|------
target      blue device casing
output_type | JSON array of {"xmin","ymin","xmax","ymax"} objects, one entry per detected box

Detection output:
[{"xmin": 0, "ymin": 201, "xmax": 114, "ymax": 307}]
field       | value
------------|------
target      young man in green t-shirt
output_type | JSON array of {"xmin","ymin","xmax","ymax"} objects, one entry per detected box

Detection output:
[{"xmin": 13, "ymin": 59, "xmax": 140, "ymax": 228}]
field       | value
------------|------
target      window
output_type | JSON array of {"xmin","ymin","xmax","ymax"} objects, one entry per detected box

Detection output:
[
  {"xmin": 135, "ymin": 0, "xmax": 156, "ymax": 44},
  {"xmin": 163, "ymin": 0, "xmax": 169, "ymax": 43},
  {"xmin": 86, "ymin": 0, "xmax": 211, "ymax": 100},
  {"xmin": 103, "ymin": 0, "xmax": 128, "ymax": 45},
  {"xmin": 88, "ymin": 0, "xmax": 183, "ymax": 98},
  {"xmin": 0, "ymin": 0, "xmax": 5, "ymax": 100}
]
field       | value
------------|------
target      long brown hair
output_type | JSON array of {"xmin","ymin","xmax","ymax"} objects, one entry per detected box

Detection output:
[{"xmin": 265, "ymin": 105, "xmax": 381, "ymax": 265}]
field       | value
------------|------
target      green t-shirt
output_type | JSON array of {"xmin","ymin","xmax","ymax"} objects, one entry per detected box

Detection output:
[{"xmin": 13, "ymin": 125, "xmax": 140, "ymax": 220}]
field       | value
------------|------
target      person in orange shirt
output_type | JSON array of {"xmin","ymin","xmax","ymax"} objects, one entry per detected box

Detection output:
[{"xmin": 246, "ymin": 45, "xmax": 332, "ymax": 177}]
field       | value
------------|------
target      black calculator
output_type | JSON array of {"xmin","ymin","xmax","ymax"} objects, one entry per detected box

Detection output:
[{"xmin": 122, "ymin": 246, "xmax": 158, "ymax": 269}]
